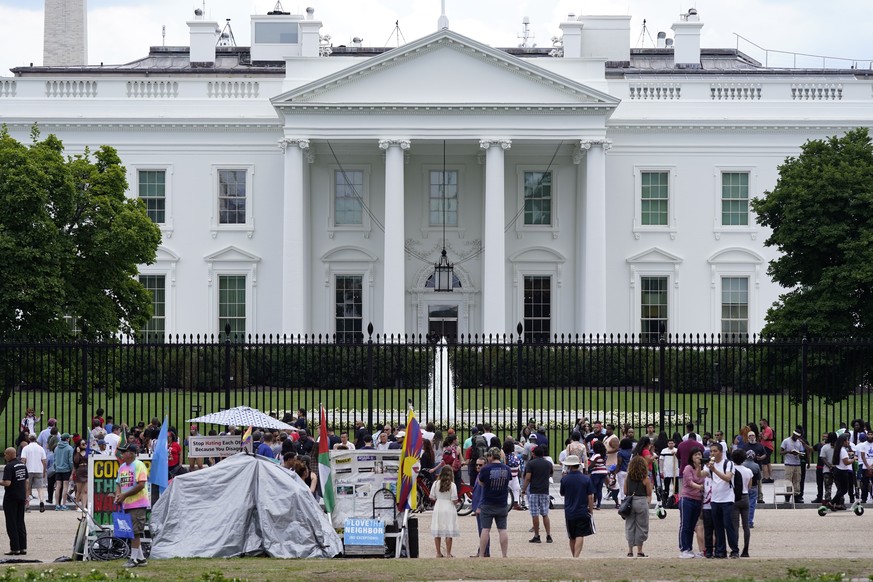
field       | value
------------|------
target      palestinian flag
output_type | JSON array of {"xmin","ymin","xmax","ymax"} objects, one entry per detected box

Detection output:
[{"xmin": 318, "ymin": 405, "xmax": 335, "ymax": 514}]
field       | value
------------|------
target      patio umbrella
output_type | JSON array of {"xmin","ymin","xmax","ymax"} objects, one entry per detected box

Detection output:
[{"xmin": 187, "ymin": 406, "xmax": 296, "ymax": 431}]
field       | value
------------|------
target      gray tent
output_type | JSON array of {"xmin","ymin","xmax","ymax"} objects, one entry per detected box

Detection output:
[{"xmin": 149, "ymin": 453, "xmax": 342, "ymax": 559}]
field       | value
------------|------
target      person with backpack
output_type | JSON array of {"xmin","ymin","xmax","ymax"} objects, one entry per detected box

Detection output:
[
  {"xmin": 439, "ymin": 434, "xmax": 463, "ymax": 490},
  {"xmin": 704, "ymin": 443, "xmax": 739, "ymax": 559},
  {"xmin": 466, "ymin": 430, "xmax": 489, "ymax": 486}
]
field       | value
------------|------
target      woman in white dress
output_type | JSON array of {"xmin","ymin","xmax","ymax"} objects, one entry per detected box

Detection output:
[{"xmin": 429, "ymin": 466, "xmax": 460, "ymax": 557}]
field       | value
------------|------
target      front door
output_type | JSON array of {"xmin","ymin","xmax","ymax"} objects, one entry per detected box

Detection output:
[{"xmin": 428, "ymin": 304, "xmax": 458, "ymax": 342}]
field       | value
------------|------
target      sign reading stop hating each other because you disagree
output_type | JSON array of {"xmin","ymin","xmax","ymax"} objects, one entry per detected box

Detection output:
[{"xmin": 88, "ymin": 456, "xmax": 152, "ymax": 526}]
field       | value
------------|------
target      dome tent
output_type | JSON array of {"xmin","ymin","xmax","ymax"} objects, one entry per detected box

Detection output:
[{"xmin": 149, "ymin": 453, "xmax": 342, "ymax": 559}]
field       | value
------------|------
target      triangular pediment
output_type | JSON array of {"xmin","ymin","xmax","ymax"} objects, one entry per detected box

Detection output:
[
  {"xmin": 626, "ymin": 247, "xmax": 683, "ymax": 264},
  {"xmin": 273, "ymin": 30, "xmax": 619, "ymax": 109},
  {"xmin": 204, "ymin": 245, "xmax": 261, "ymax": 263}
]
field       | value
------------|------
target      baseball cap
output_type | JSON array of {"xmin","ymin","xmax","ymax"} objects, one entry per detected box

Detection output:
[
  {"xmin": 60, "ymin": 433, "xmax": 71, "ymax": 440},
  {"xmin": 118, "ymin": 443, "xmax": 139, "ymax": 455}
]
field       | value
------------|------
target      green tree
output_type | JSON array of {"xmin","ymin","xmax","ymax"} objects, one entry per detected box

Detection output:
[
  {"xmin": 752, "ymin": 127, "xmax": 873, "ymax": 338},
  {"xmin": 0, "ymin": 126, "xmax": 161, "ymax": 340}
]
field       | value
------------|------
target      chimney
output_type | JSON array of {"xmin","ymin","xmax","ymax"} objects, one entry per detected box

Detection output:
[
  {"xmin": 188, "ymin": 9, "xmax": 220, "ymax": 65},
  {"xmin": 43, "ymin": 0, "xmax": 87, "ymax": 66},
  {"xmin": 298, "ymin": 7, "xmax": 322, "ymax": 57},
  {"xmin": 578, "ymin": 15, "xmax": 631, "ymax": 62},
  {"xmin": 671, "ymin": 8, "xmax": 703, "ymax": 68},
  {"xmin": 558, "ymin": 15, "xmax": 583, "ymax": 58}
]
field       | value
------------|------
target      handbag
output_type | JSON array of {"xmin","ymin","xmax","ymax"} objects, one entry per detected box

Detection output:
[
  {"xmin": 112, "ymin": 508, "xmax": 135, "ymax": 539},
  {"xmin": 618, "ymin": 495, "xmax": 633, "ymax": 519}
]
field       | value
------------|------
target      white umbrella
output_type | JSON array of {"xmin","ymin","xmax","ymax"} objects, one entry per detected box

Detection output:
[{"xmin": 187, "ymin": 406, "xmax": 296, "ymax": 431}]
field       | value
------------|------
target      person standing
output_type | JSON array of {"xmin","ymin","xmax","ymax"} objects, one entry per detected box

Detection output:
[
  {"xmin": 559, "ymin": 455, "xmax": 595, "ymax": 557},
  {"xmin": 1, "ymin": 448, "xmax": 27, "ymax": 556},
  {"xmin": 677, "ymin": 432, "xmax": 705, "ymax": 478},
  {"xmin": 730, "ymin": 450, "xmax": 753, "ymax": 557},
  {"xmin": 53, "ymin": 433, "xmax": 74, "ymax": 510},
  {"xmin": 678, "ymin": 449, "xmax": 705, "ymax": 559},
  {"xmin": 523, "ymin": 445, "xmax": 554, "ymax": 544},
  {"xmin": 623, "ymin": 456, "xmax": 652, "ymax": 557},
  {"xmin": 741, "ymin": 450, "xmax": 761, "ymax": 529},
  {"xmin": 659, "ymin": 438, "xmax": 679, "ymax": 495},
  {"xmin": 429, "ymin": 466, "xmax": 460, "ymax": 558},
  {"xmin": 476, "ymin": 448, "xmax": 510, "ymax": 558},
  {"xmin": 469, "ymin": 457, "xmax": 489, "ymax": 558},
  {"xmin": 780, "ymin": 429, "xmax": 805, "ymax": 504},
  {"xmin": 115, "ymin": 444, "xmax": 150, "ymax": 568},
  {"xmin": 20, "ymin": 435, "xmax": 46, "ymax": 513},
  {"xmin": 705, "ymin": 443, "xmax": 738, "ymax": 559},
  {"xmin": 758, "ymin": 418, "xmax": 775, "ymax": 483}
]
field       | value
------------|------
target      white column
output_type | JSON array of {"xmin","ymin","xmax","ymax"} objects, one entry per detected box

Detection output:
[
  {"xmin": 580, "ymin": 139, "xmax": 611, "ymax": 334},
  {"xmin": 379, "ymin": 138, "xmax": 410, "ymax": 337},
  {"xmin": 279, "ymin": 138, "xmax": 310, "ymax": 335},
  {"xmin": 479, "ymin": 138, "xmax": 511, "ymax": 337}
]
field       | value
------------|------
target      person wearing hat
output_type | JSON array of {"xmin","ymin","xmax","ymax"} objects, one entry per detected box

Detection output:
[
  {"xmin": 115, "ymin": 444, "xmax": 150, "ymax": 568},
  {"xmin": 780, "ymin": 427, "xmax": 806, "ymax": 504},
  {"xmin": 560, "ymin": 455, "xmax": 595, "ymax": 557},
  {"xmin": 52, "ymin": 433, "xmax": 74, "ymax": 510}
]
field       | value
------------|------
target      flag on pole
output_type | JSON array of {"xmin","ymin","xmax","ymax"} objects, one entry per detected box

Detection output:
[
  {"xmin": 395, "ymin": 407, "xmax": 423, "ymax": 511},
  {"xmin": 148, "ymin": 415, "xmax": 169, "ymax": 494},
  {"xmin": 318, "ymin": 405, "xmax": 335, "ymax": 514},
  {"xmin": 241, "ymin": 425, "xmax": 253, "ymax": 451},
  {"xmin": 116, "ymin": 427, "xmax": 128, "ymax": 460}
]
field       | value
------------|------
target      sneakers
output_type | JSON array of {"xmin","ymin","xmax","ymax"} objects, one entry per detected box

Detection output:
[
  {"xmin": 39, "ymin": 502, "xmax": 45, "ymax": 513},
  {"xmin": 124, "ymin": 558, "xmax": 148, "ymax": 568},
  {"xmin": 694, "ymin": 552, "xmax": 706, "ymax": 558},
  {"xmin": 529, "ymin": 535, "xmax": 541, "ymax": 543},
  {"xmin": 679, "ymin": 550, "xmax": 695, "ymax": 559},
  {"xmin": 546, "ymin": 535, "xmax": 553, "ymax": 543}
]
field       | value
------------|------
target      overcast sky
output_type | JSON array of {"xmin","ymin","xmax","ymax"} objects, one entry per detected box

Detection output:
[{"xmin": 2, "ymin": 0, "xmax": 873, "ymax": 76}]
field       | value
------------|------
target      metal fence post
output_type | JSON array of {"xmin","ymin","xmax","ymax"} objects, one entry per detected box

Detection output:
[
  {"xmin": 516, "ymin": 322, "xmax": 523, "ymax": 439},
  {"xmin": 80, "ymin": 335, "xmax": 88, "ymax": 439},
  {"xmin": 658, "ymin": 325, "xmax": 666, "ymax": 432},
  {"xmin": 223, "ymin": 323, "xmax": 232, "ymax": 411},
  {"xmin": 366, "ymin": 323, "xmax": 374, "ymax": 433},
  {"xmin": 801, "ymin": 324, "xmax": 809, "ymax": 435}
]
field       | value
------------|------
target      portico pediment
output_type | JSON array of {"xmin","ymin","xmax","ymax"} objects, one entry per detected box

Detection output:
[{"xmin": 272, "ymin": 30, "xmax": 619, "ymax": 112}]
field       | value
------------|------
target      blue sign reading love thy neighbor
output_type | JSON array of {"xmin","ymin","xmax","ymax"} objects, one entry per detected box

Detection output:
[{"xmin": 343, "ymin": 518, "xmax": 385, "ymax": 546}]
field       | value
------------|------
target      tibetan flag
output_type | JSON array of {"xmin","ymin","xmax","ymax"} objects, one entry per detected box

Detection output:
[
  {"xmin": 395, "ymin": 407, "xmax": 423, "ymax": 512},
  {"xmin": 148, "ymin": 415, "xmax": 169, "ymax": 495},
  {"xmin": 242, "ymin": 426, "xmax": 253, "ymax": 451},
  {"xmin": 317, "ymin": 406, "xmax": 335, "ymax": 514}
]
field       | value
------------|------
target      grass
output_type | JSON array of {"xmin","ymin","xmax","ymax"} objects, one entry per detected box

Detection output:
[
  {"xmin": 3, "ymin": 385, "xmax": 869, "ymax": 460},
  {"xmin": 2, "ymin": 557, "xmax": 872, "ymax": 582}
]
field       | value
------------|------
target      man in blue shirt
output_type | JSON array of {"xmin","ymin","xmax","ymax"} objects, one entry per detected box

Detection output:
[
  {"xmin": 476, "ymin": 448, "xmax": 510, "ymax": 558},
  {"xmin": 559, "ymin": 455, "xmax": 596, "ymax": 557}
]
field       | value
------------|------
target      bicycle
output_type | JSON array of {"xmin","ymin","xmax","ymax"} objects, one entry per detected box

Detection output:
[{"xmin": 71, "ymin": 502, "xmax": 151, "ymax": 561}]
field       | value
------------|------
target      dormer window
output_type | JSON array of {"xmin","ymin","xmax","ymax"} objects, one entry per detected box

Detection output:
[{"xmin": 254, "ymin": 22, "xmax": 298, "ymax": 44}]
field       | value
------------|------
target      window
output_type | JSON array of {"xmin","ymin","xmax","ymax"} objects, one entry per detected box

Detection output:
[
  {"xmin": 721, "ymin": 172, "xmax": 749, "ymax": 226},
  {"xmin": 335, "ymin": 275, "xmax": 363, "ymax": 343},
  {"xmin": 721, "ymin": 277, "xmax": 749, "ymax": 337},
  {"xmin": 218, "ymin": 170, "xmax": 247, "ymax": 225},
  {"xmin": 523, "ymin": 171, "xmax": 552, "ymax": 225},
  {"xmin": 641, "ymin": 171, "xmax": 668, "ymax": 226},
  {"xmin": 429, "ymin": 170, "xmax": 458, "ymax": 227},
  {"xmin": 254, "ymin": 22, "xmax": 298, "ymax": 44},
  {"xmin": 523, "ymin": 275, "xmax": 551, "ymax": 342},
  {"xmin": 138, "ymin": 170, "xmax": 165, "ymax": 224},
  {"xmin": 334, "ymin": 170, "xmax": 363, "ymax": 226},
  {"xmin": 219, "ymin": 275, "xmax": 246, "ymax": 338},
  {"xmin": 640, "ymin": 276, "xmax": 668, "ymax": 342},
  {"xmin": 138, "ymin": 275, "xmax": 166, "ymax": 340}
]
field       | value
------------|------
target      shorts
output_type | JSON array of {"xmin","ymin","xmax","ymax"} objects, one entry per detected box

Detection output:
[
  {"xmin": 126, "ymin": 508, "xmax": 148, "ymax": 536},
  {"xmin": 479, "ymin": 503, "xmax": 509, "ymax": 530},
  {"xmin": 566, "ymin": 515, "xmax": 595, "ymax": 539},
  {"xmin": 528, "ymin": 493, "xmax": 550, "ymax": 516},
  {"xmin": 54, "ymin": 471, "xmax": 72, "ymax": 482},
  {"xmin": 27, "ymin": 475, "xmax": 45, "ymax": 489},
  {"xmin": 760, "ymin": 449, "xmax": 772, "ymax": 465}
]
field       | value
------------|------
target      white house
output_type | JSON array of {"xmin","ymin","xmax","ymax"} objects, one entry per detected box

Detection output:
[{"xmin": 3, "ymin": 6, "xmax": 869, "ymax": 340}]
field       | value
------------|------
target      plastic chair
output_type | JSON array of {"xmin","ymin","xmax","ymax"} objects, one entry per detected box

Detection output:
[{"xmin": 772, "ymin": 479, "xmax": 795, "ymax": 509}]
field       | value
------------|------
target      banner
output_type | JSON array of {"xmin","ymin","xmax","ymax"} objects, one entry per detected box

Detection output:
[
  {"xmin": 329, "ymin": 450, "xmax": 402, "ymax": 529},
  {"xmin": 343, "ymin": 518, "xmax": 385, "ymax": 546},
  {"xmin": 187, "ymin": 436, "xmax": 248, "ymax": 458},
  {"xmin": 88, "ymin": 455, "xmax": 152, "ymax": 526}
]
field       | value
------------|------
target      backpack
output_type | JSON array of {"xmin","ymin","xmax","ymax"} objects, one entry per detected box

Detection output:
[
  {"xmin": 732, "ymin": 462, "xmax": 744, "ymax": 502},
  {"xmin": 444, "ymin": 445, "xmax": 462, "ymax": 472},
  {"xmin": 470, "ymin": 436, "xmax": 488, "ymax": 462}
]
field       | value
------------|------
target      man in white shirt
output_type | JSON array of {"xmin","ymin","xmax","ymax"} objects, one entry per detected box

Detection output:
[
  {"xmin": 705, "ymin": 443, "xmax": 739, "ymax": 559},
  {"xmin": 104, "ymin": 425, "xmax": 122, "ymax": 458},
  {"xmin": 860, "ymin": 432, "xmax": 873, "ymax": 503},
  {"xmin": 682, "ymin": 422, "xmax": 704, "ymax": 444},
  {"xmin": 713, "ymin": 430, "xmax": 729, "ymax": 456},
  {"xmin": 20, "ymin": 434, "xmax": 47, "ymax": 513}
]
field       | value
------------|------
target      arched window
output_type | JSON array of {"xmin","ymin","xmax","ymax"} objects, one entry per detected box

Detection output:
[{"xmin": 424, "ymin": 273, "xmax": 462, "ymax": 289}]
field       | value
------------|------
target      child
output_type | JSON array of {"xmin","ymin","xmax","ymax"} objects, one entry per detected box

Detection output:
[
  {"xmin": 659, "ymin": 439, "xmax": 679, "ymax": 495},
  {"xmin": 605, "ymin": 465, "xmax": 620, "ymax": 508},
  {"xmin": 429, "ymin": 466, "xmax": 460, "ymax": 558}
]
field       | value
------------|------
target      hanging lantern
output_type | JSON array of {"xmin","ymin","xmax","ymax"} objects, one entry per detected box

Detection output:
[{"xmin": 434, "ymin": 249, "xmax": 454, "ymax": 292}]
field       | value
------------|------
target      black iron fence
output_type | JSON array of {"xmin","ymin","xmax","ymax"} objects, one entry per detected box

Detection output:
[{"xmin": 1, "ymin": 327, "xmax": 871, "ymax": 459}]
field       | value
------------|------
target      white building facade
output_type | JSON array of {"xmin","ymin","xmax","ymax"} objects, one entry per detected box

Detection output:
[{"xmin": 3, "ymin": 8, "xmax": 869, "ymax": 340}]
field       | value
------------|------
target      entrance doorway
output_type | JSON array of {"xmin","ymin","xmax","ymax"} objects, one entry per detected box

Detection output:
[{"xmin": 428, "ymin": 305, "xmax": 458, "ymax": 342}]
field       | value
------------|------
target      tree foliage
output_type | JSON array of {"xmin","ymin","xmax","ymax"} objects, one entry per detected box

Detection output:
[
  {"xmin": 0, "ymin": 126, "xmax": 161, "ymax": 340},
  {"xmin": 752, "ymin": 127, "xmax": 873, "ymax": 338}
]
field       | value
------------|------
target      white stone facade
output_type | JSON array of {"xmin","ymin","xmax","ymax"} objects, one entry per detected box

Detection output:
[
  {"xmin": 43, "ymin": 0, "xmax": 87, "ymax": 67},
  {"xmin": 5, "ymin": 9, "xmax": 871, "ymax": 339}
]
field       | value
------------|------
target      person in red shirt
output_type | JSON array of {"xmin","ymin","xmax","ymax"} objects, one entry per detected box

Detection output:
[
  {"xmin": 167, "ymin": 432, "xmax": 183, "ymax": 477},
  {"xmin": 758, "ymin": 418, "xmax": 775, "ymax": 483}
]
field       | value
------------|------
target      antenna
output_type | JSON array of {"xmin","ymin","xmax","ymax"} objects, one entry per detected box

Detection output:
[
  {"xmin": 635, "ymin": 18, "xmax": 656, "ymax": 48},
  {"xmin": 162, "ymin": 25, "xmax": 166, "ymax": 47},
  {"xmin": 217, "ymin": 19, "xmax": 236, "ymax": 47},
  {"xmin": 517, "ymin": 16, "xmax": 535, "ymax": 48},
  {"xmin": 384, "ymin": 20, "xmax": 407, "ymax": 48}
]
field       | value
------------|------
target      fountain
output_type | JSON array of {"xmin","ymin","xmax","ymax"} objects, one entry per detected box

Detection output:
[{"xmin": 427, "ymin": 338, "xmax": 456, "ymax": 424}]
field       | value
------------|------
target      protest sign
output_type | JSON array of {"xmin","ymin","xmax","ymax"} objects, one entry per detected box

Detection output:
[
  {"xmin": 187, "ymin": 435, "xmax": 247, "ymax": 458},
  {"xmin": 329, "ymin": 450, "xmax": 401, "ymax": 529},
  {"xmin": 88, "ymin": 455, "xmax": 152, "ymax": 526}
]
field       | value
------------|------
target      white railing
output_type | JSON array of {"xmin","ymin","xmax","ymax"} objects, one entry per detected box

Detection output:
[
  {"xmin": 628, "ymin": 83, "xmax": 681, "ymax": 100},
  {"xmin": 127, "ymin": 80, "xmax": 179, "ymax": 98},
  {"xmin": 45, "ymin": 80, "xmax": 97, "ymax": 98},
  {"xmin": 710, "ymin": 83, "xmax": 762, "ymax": 100},
  {"xmin": 0, "ymin": 80, "xmax": 15, "ymax": 97},
  {"xmin": 791, "ymin": 83, "xmax": 842, "ymax": 100},
  {"xmin": 207, "ymin": 81, "xmax": 260, "ymax": 98}
]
